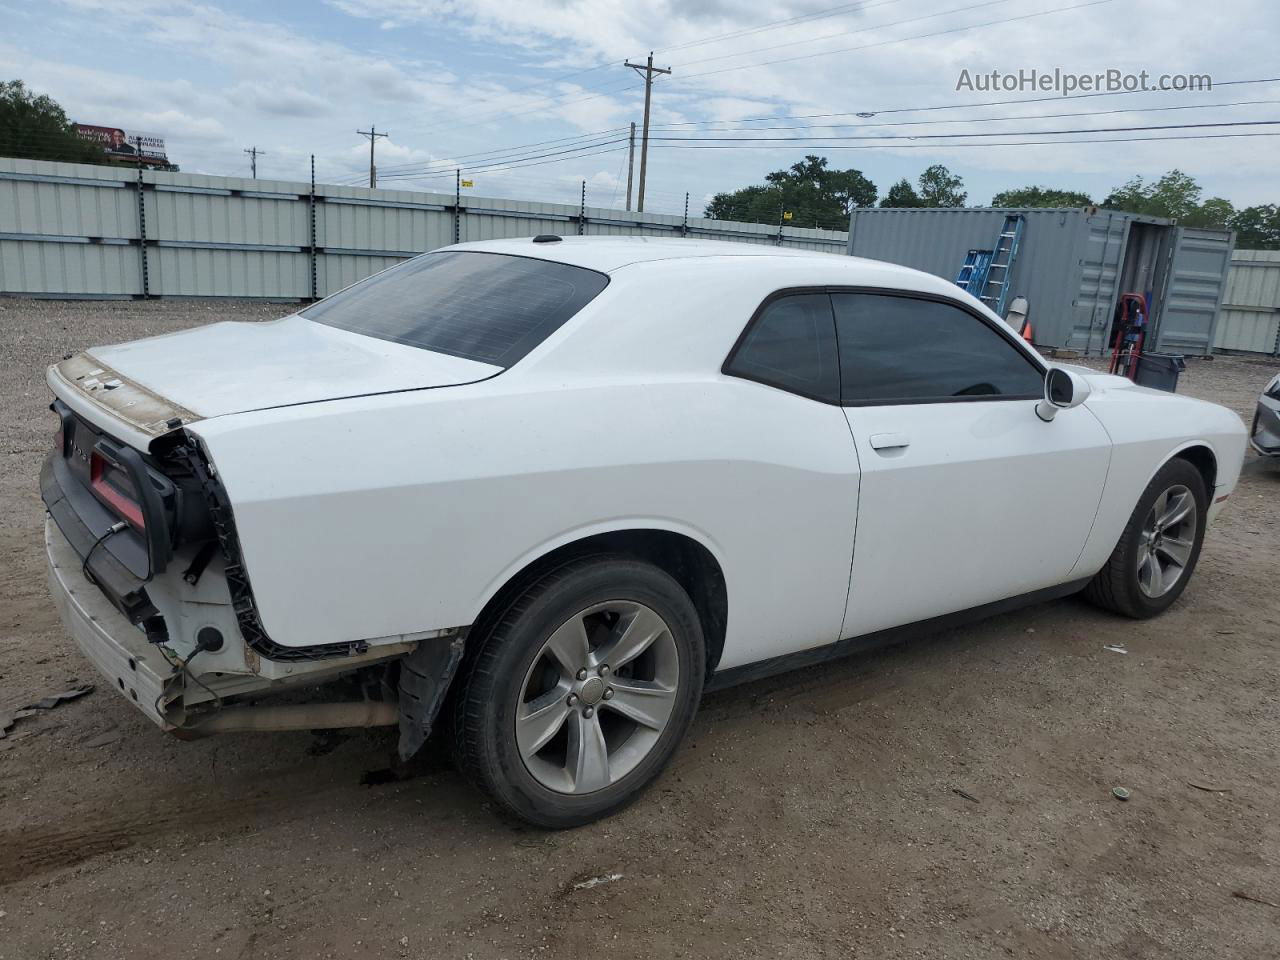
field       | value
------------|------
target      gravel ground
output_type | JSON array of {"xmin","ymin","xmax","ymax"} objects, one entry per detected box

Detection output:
[{"xmin": 1, "ymin": 298, "xmax": 1278, "ymax": 960}]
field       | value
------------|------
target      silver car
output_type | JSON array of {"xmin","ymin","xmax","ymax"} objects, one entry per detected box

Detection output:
[{"xmin": 1254, "ymin": 373, "xmax": 1280, "ymax": 456}]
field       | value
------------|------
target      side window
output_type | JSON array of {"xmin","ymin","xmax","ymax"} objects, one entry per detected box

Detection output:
[
  {"xmin": 832, "ymin": 293, "xmax": 1044, "ymax": 404},
  {"xmin": 725, "ymin": 293, "xmax": 839, "ymax": 402}
]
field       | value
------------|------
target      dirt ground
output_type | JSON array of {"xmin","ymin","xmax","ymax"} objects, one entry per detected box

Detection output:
[{"xmin": 1, "ymin": 298, "xmax": 1277, "ymax": 960}]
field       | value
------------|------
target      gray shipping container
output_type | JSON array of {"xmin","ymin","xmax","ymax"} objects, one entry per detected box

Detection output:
[{"xmin": 846, "ymin": 206, "xmax": 1235, "ymax": 356}]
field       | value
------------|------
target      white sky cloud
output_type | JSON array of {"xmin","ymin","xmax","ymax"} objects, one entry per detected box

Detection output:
[{"xmin": 1, "ymin": 0, "xmax": 1276, "ymax": 212}]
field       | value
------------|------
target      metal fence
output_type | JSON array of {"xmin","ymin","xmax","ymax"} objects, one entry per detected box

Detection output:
[
  {"xmin": 0, "ymin": 157, "xmax": 847, "ymax": 300},
  {"xmin": 5, "ymin": 156, "xmax": 1279, "ymax": 356},
  {"xmin": 1214, "ymin": 249, "xmax": 1280, "ymax": 356}
]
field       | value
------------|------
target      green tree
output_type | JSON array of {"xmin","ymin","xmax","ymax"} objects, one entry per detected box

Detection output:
[
  {"xmin": 1183, "ymin": 195, "xmax": 1234, "ymax": 229},
  {"xmin": 880, "ymin": 178, "xmax": 922, "ymax": 207},
  {"xmin": 1103, "ymin": 169, "xmax": 1239, "ymax": 229},
  {"xmin": 1103, "ymin": 169, "xmax": 1198, "ymax": 219},
  {"xmin": 0, "ymin": 80, "xmax": 103, "ymax": 163},
  {"xmin": 704, "ymin": 155, "xmax": 876, "ymax": 227},
  {"xmin": 917, "ymin": 164, "xmax": 966, "ymax": 206},
  {"xmin": 990, "ymin": 185, "xmax": 1093, "ymax": 207},
  {"xmin": 1230, "ymin": 204, "xmax": 1280, "ymax": 249}
]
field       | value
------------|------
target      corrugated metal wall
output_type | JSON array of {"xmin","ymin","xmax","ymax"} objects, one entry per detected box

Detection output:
[
  {"xmin": 0, "ymin": 158, "xmax": 847, "ymax": 300},
  {"xmin": 847, "ymin": 206, "xmax": 1239, "ymax": 354},
  {"xmin": 849, "ymin": 207, "xmax": 1107, "ymax": 349},
  {"xmin": 1215, "ymin": 249, "xmax": 1280, "ymax": 355},
  {"xmin": 1070, "ymin": 212, "xmax": 1132, "ymax": 353}
]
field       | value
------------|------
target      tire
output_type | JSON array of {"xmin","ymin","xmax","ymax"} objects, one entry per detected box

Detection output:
[
  {"xmin": 1083, "ymin": 458, "xmax": 1208, "ymax": 619},
  {"xmin": 449, "ymin": 554, "xmax": 705, "ymax": 828}
]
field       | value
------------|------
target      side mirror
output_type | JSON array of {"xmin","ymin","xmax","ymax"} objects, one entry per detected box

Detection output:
[{"xmin": 1036, "ymin": 367, "xmax": 1091, "ymax": 422}]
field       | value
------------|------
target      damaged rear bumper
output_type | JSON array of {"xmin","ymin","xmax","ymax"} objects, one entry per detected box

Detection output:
[{"xmin": 46, "ymin": 519, "xmax": 176, "ymax": 729}]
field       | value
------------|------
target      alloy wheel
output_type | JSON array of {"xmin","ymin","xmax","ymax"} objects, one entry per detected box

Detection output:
[
  {"xmin": 1136, "ymin": 483, "xmax": 1198, "ymax": 599},
  {"xmin": 515, "ymin": 600, "xmax": 680, "ymax": 794}
]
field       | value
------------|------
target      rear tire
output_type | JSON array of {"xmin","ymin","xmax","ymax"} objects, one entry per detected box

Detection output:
[
  {"xmin": 450, "ymin": 554, "xmax": 704, "ymax": 828},
  {"xmin": 1083, "ymin": 458, "xmax": 1207, "ymax": 619}
]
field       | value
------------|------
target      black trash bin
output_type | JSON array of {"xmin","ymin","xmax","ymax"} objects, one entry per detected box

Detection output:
[{"xmin": 1134, "ymin": 352, "xmax": 1186, "ymax": 392}]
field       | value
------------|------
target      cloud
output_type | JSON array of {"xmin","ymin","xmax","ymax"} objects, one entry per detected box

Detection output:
[{"xmin": 4, "ymin": 0, "xmax": 1275, "ymax": 208}]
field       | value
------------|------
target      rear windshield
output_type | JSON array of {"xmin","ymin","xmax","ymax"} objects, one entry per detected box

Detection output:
[{"xmin": 302, "ymin": 250, "xmax": 609, "ymax": 367}]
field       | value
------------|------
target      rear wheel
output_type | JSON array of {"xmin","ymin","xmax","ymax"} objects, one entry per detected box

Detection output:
[
  {"xmin": 450, "ymin": 555, "xmax": 704, "ymax": 827},
  {"xmin": 1083, "ymin": 458, "xmax": 1207, "ymax": 618}
]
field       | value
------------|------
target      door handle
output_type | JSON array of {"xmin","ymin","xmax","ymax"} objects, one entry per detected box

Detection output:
[{"xmin": 869, "ymin": 433, "xmax": 911, "ymax": 451}]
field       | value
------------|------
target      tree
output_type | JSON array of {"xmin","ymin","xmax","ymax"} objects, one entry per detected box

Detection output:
[
  {"xmin": 1102, "ymin": 169, "xmax": 1239, "ymax": 229},
  {"xmin": 1184, "ymin": 195, "xmax": 1235, "ymax": 229},
  {"xmin": 990, "ymin": 185, "xmax": 1093, "ymax": 208},
  {"xmin": 917, "ymin": 164, "xmax": 966, "ymax": 206},
  {"xmin": 880, "ymin": 178, "xmax": 922, "ymax": 207},
  {"xmin": 1103, "ymin": 169, "xmax": 1199, "ymax": 220},
  {"xmin": 0, "ymin": 80, "xmax": 103, "ymax": 163},
  {"xmin": 704, "ymin": 155, "xmax": 876, "ymax": 227},
  {"xmin": 1230, "ymin": 204, "xmax": 1280, "ymax": 249}
]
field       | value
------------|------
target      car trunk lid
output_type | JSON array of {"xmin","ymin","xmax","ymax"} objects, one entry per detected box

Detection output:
[{"xmin": 61, "ymin": 313, "xmax": 501, "ymax": 428}]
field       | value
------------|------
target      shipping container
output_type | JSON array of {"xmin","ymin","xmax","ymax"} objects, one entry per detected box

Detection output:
[{"xmin": 846, "ymin": 206, "xmax": 1234, "ymax": 356}]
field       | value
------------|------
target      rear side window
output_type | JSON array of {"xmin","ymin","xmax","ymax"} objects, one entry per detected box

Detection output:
[
  {"xmin": 832, "ymin": 293, "xmax": 1043, "ymax": 404},
  {"xmin": 302, "ymin": 251, "xmax": 609, "ymax": 367},
  {"xmin": 724, "ymin": 293, "xmax": 839, "ymax": 402}
]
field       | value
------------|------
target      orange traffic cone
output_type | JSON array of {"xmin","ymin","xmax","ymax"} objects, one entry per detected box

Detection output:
[{"xmin": 1022, "ymin": 322, "xmax": 1034, "ymax": 343}]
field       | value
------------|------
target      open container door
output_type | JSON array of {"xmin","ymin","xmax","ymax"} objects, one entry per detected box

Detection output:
[{"xmin": 1153, "ymin": 226, "xmax": 1235, "ymax": 355}]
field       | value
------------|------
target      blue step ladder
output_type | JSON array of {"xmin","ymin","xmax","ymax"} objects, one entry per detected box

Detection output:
[
  {"xmin": 954, "ymin": 249, "xmax": 994, "ymax": 295},
  {"xmin": 976, "ymin": 215, "xmax": 1024, "ymax": 317}
]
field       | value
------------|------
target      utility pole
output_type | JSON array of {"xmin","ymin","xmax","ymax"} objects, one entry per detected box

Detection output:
[
  {"xmin": 356, "ymin": 126, "xmax": 388, "ymax": 189},
  {"xmin": 624, "ymin": 53, "xmax": 670, "ymax": 213},
  {"xmin": 625, "ymin": 122, "xmax": 636, "ymax": 211},
  {"xmin": 243, "ymin": 146, "xmax": 265, "ymax": 178}
]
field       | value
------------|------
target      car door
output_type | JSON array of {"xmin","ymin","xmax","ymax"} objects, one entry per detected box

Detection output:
[
  {"xmin": 719, "ymin": 291, "xmax": 862, "ymax": 666},
  {"xmin": 832, "ymin": 290, "xmax": 1112, "ymax": 640}
]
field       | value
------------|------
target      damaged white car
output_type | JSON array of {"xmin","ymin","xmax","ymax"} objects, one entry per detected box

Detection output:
[{"xmin": 43, "ymin": 236, "xmax": 1247, "ymax": 826}]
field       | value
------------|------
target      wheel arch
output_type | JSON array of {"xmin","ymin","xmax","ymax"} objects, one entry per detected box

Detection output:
[
  {"xmin": 1168, "ymin": 442, "xmax": 1217, "ymax": 496},
  {"xmin": 467, "ymin": 525, "xmax": 730, "ymax": 682}
]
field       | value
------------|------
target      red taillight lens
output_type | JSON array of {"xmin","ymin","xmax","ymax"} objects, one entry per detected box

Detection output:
[{"xmin": 90, "ymin": 450, "xmax": 146, "ymax": 530}]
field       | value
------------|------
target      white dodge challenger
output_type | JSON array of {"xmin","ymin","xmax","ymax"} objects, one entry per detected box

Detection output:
[{"xmin": 42, "ymin": 236, "xmax": 1246, "ymax": 826}]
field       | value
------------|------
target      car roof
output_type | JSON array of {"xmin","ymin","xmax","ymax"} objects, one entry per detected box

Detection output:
[{"xmin": 442, "ymin": 235, "xmax": 921, "ymax": 279}]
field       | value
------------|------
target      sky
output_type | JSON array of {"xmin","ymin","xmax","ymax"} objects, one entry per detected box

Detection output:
[{"xmin": 2, "ymin": 0, "xmax": 1277, "ymax": 223}]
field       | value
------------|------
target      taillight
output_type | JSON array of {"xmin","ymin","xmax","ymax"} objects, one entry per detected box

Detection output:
[{"xmin": 90, "ymin": 450, "xmax": 146, "ymax": 530}]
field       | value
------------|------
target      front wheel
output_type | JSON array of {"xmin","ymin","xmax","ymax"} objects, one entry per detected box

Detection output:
[
  {"xmin": 1083, "ymin": 458, "xmax": 1207, "ymax": 618},
  {"xmin": 450, "ymin": 555, "xmax": 705, "ymax": 828}
]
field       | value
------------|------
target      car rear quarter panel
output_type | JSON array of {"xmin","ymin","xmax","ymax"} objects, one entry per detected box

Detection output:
[
  {"xmin": 190, "ymin": 378, "xmax": 860, "ymax": 668},
  {"xmin": 1070, "ymin": 381, "xmax": 1247, "ymax": 578}
]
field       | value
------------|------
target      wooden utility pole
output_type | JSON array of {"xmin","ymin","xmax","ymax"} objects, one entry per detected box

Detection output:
[
  {"xmin": 624, "ymin": 53, "xmax": 670, "ymax": 213},
  {"xmin": 625, "ymin": 122, "xmax": 636, "ymax": 211},
  {"xmin": 356, "ymin": 126, "xmax": 388, "ymax": 188},
  {"xmin": 243, "ymin": 146, "xmax": 265, "ymax": 178}
]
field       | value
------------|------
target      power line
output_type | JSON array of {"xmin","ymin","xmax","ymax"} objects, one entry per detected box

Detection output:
[
  {"xmin": 650, "ymin": 131, "xmax": 1280, "ymax": 152},
  {"xmin": 372, "ymin": 126, "xmax": 628, "ymax": 177},
  {"xmin": 373, "ymin": 138, "xmax": 630, "ymax": 182},
  {"xmin": 646, "ymin": 99, "xmax": 1280, "ymax": 135},
  {"xmin": 648, "ymin": 76, "xmax": 1280, "ymax": 128},
  {"xmin": 369, "ymin": 135, "xmax": 629, "ymax": 181},
  {"xmin": 378, "ymin": 144, "xmax": 630, "ymax": 182},
  {"xmin": 648, "ymin": 119, "xmax": 1280, "ymax": 144},
  {"xmin": 666, "ymin": 0, "xmax": 1115, "ymax": 82},
  {"xmin": 401, "ymin": 0, "xmax": 907, "ymax": 138},
  {"xmin": 672, "ymin": 0, "xmax": 1013, "ymax": 70}
]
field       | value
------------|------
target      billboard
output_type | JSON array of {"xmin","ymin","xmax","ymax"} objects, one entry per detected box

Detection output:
[{"xmin": 75, "ymin": 124, "xmax": 167, "ymax": 161}]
